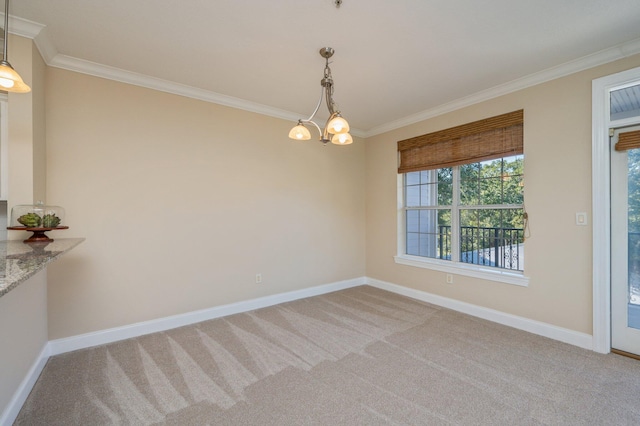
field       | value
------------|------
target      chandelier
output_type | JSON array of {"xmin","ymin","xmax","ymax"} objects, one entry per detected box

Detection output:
[
  {"xmin": 288, "ymin": 47, "xmax": 352, "ymax": 145},
  {"xmin": 0, "ymin": 0, "xmax": 30, "ymax": 93}
]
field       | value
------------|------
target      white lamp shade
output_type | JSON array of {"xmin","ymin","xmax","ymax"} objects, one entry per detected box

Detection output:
[
  {"xmin": 288, "ymin": 124, "xmax": 311, "ymax": 140},
  {"xmin": 331, "ymin": 132, "xmax": 353, "ymax": 145},
  {"xmin": 327, "ymin": 115, "xmax": 349, "ymax": 134},
  {"xmin": 0, "ymin": 62, "xmax": 31, "ymax": 93}
]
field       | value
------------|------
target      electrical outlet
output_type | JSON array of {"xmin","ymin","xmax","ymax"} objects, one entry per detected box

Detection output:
[
  {"xmin": 446, "ymin": 274, "xmax": 453, "ymax": 284},
  {"xmin": 576, "ymin": 212, "xmax": 587, "ymax": 226},
  {"xmin": 255, "ymin": 273, "xmax": 262, "ymax": 284}
]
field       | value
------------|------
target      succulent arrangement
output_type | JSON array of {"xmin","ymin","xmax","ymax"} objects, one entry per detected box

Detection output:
[
  {"xmin": 17, "ymin": 212, "xmax": 42, "ymax": 227},
  {"xmin": 43, "ymin": 214, "xmax": 62, "ymax": 227},
  {"xmin": 17, "ymin": 212, "xmax": 62, "ymax": 228}
]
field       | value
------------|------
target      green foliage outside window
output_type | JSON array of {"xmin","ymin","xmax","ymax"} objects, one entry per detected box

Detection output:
[{"xmin": 435, "ymin": 156, "xmax": 524, "ymax": 231}]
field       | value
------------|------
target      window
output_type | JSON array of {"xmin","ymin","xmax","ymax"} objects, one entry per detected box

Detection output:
[
  {"xmin": 404, "ymin": 155, "xmax": 524, "ymax": 271},
  {"xmin": 396, "ymin": 110, "xmax": 528, "ymax": 285}
]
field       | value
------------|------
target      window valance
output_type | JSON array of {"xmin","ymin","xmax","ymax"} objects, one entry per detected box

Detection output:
[
  {"xmin": 397, "ymin": 110, "xmax": 524, "ymax": 173},
  {"xmin": 615, "ymin": 130, "xmax": 640, "ymax": 152}
]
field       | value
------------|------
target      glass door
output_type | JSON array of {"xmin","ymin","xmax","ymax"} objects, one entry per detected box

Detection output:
[{"xmin": 611, "ymin": 124, "xmax": 640, "ymax": 355}]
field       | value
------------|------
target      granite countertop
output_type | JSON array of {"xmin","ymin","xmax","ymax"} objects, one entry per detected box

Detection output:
[{"xmin": 0, "ymin": 238, "xmax": 84, "ymax": 298}]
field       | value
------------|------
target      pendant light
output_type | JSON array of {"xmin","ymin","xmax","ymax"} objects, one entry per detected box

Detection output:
[
  {"xmin": 288, "ymin": 47, "xmax": 352, "ymax": 146},
  {"xmin": 0, "ymin": 0, "xmax": 30, "ymax": 93}
]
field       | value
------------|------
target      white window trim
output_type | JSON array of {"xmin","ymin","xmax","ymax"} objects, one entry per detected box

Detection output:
[{"xmin": 396, "ymin": 172, "xmax": 530, "ymax": 288}]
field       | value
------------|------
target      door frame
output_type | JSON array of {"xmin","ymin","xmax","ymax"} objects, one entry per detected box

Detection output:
[{"xmin": 592, "ymin": 66, "xmax": 640, "ymax": 353}]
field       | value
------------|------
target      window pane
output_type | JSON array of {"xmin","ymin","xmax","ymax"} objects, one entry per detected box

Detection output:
[
  {"xmin": 503, "ymin": 155, "xmax": 524, "ymax": 171},
  {"xmin": 420, "ymin": 183, "xmax": 438, "ymax": 206},
  {"xmin": 460, "ymin": 178, "xmax": 479, "ymax": 205},
  {"xmin": 438, "ymin": 168, "xmax": 453, "ymax": 184},
  {"xmin": 460, "ymin": 155, "xmax": 524, "ymax": 206},
  {"xmin": 629, "ymin": 149, "xmax": 640, "ymax": 319},
  {"xmin": 438, "ymin": 182, "xmax": 453, "ymax": 206},
  {"xmin": 435, "ymin": 210, "xmax": 452, "ymax": 260},
  {"xmin": 611, "ymin": 84, "xmax": 640, "ymax": 121},
  {"xmin": 407, "ymin": 210, "xmax": 419, "ymax": 233},
  {"xmin": 406, "ymin": 172, "xmax": 421, "ymax": 186},
  {"xmin": 406, "ymin": 208, "xmax": 451, "ymax": 260},
  {"xmin": 419, "ymin": 209, "xmax": 437, "ymax": 233},
  {"xmin": 406, "ymin": 232, "xmax": 419, "ymax": 256},
  {"xmin": 629, "ymin": 149, "xmax": 640, "ymax": 233},
  {"xmin": 459, "ymin": 208, "xmax": 524, "ymax": 271},
  {"xmin": 480, "ymin": 158, "xmax": 502, "ymax": 178},
  {"xmin": 479, "ymin": 176, "xmax": 503, "ymax": 204},
  {"xmin": 504, "ymin": 175, "xmax": 524, "ymax": 205},
  {"xmin": 434, "ymin": 168, "xmax": 452, "ymax": 206},
  {"xmin": 406, "ymin": 185, "xmax": 420, "ymax": 207},
  {"xmin": 502, "ymin": 155, "xmax": 524, "ymax": 205},
  {"xmin": 405, "ymin": 168, "xmax": 452, "ymax": 207},
  {"xmin": 460, "ymin": 163, "xmax": 479, "ymax": 180}
]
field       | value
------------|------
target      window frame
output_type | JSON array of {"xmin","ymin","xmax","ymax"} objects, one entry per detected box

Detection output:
[{"xmin": 395, "ymin": 157, "xmax": 530, "ymax": 287}]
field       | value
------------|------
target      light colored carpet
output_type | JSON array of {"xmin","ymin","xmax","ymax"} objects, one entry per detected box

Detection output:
[{"xmin": 15, "ymin": 286, "xmax": 640, "ymax": 425}]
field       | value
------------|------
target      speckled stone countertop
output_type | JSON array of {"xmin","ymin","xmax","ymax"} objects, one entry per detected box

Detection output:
[{"xmin": 0, "ymin": 238, "xmax": 84, "ymax": 298}]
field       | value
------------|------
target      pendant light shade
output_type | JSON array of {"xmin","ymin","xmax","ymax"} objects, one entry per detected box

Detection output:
[
  {"xmin": 1, "ymin": 0, "xmax": 30, "ymax": 93},
  {"xmin": 327, "ymin": 114, "xmax": 349, "ymax": 134},
  {"xmin": 288, "ymin": 122, "xmax": 311, "ymax": 140},
  {"xmin": 331, "ymin": 132, "xmax": 353, "ymax": 145},
  {"xmin": 0, "ymin": 60, "xmax": 29, "ymax": 92}
]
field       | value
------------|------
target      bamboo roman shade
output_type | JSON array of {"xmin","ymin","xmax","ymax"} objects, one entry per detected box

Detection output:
[
  {"xmin": 615, "ymin": 130, "xmax": 640, "ymax": 152},
  {"xmin": 397, "ymin": 110, "xmax": 524, "ymax": 173}
]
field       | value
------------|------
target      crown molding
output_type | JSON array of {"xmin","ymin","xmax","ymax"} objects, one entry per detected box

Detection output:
[
  {"xmin": 10, "ymin": 12, "xmax": 640, "ymax": 139},
  {"xmin": 46, "ymin": 53, "xmax": 368, "ymax": 137},
  {"xmin": 32, "ymin": 26, "xmax": 57, "ymax": 63},
  {"xmin": 0, "ymin": 13, "xmax": 56, "ymax": 63},
  {"xmin": 52, "ymin": 52, "xmax": 307, "ymax": 118},
  {"xmin": 0, "ymin": 13, "xmax": 44, "ymax": 39},
  {"xmin": 364, "ymin": 37, "xmax": 640, "ymax": 138}
]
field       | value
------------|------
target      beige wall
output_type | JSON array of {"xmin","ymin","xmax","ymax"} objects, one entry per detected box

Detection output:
[
  {"xmin": 32, "ymin": 39, "xmax": 47, "ymax": 204},
  {"xmin": 366, "ymin": 54, "xmax": 640, "ymax": 335},
  {"xmin": 0, "ymin": 37, "xmax": 49, "ymax": 420},
  {"xmin": 45, "ymin": 68, "xmax": 366, "ymax": 339},
  {"xmin": 7, "ymin": 34, "xmax": 44, "ymax": 216},
  {"xmin": 0, "ymin": 270, "xmax": 47, "ymax": 418}
]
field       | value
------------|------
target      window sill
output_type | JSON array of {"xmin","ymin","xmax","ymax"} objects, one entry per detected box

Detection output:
[{"xmin": 393, "ymin": 254, "xmax": 530, "ymax": 287}]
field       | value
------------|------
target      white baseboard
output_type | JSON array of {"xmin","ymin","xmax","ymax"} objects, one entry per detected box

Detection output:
[
  {"xmin": 0, "ymin": 343, "xmax": 50, "ymax": 426},
  {"xmin": 49, "ymin": 275, "xmax": 594, "ymax": 356},
  {"xmin": 366, "ymin": 277, "xmax": 594, "ymax": 350},
  {"xmin": 48, "ymin": 277, "xmax": 366, "ymax": 356}
]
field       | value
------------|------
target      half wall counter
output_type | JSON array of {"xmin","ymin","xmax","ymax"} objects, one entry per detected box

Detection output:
[{"xmin": 0, "ymin": 238, "xmax": 84, "ymax": 298}]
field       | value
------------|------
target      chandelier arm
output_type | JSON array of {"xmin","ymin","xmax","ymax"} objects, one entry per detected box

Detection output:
[
  {"xmin": 300, "ymin": 119, "xmax": 323, "ymax": 138},
  {"xmin": 323, "ymin": 112, "xmax": 338, "ymax": 140},
  {"xmin": 304, "ymin": 85, "xmax": 325, "ymax": 123}
]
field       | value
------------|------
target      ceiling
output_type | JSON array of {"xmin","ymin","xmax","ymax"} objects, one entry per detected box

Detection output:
[{"xmin": 7, "ymin": 0, "xmax": 640, "ymax": 136}]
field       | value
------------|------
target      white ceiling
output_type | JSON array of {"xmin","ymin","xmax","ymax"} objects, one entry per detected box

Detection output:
[{"xmin": 7, "ymin": 0, "xmax": 640, "ymax": 136}]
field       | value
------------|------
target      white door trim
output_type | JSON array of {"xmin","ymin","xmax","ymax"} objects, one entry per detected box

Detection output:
[{"xmin": 592, "ymin": 66, "xmax": 640, "ymax": 353}]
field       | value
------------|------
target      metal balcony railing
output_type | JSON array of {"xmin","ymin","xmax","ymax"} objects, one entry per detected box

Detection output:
[{"xmin": 437, "ymin": 226, "xmax": 524, "ymax": 271}]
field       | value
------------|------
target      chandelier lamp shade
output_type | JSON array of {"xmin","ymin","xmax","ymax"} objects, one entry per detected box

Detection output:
[
  {"xmin": 288, "ymin": 47, "xmax": 352, "ymax": 145},
  {"xmin": 0, "ymin": 0, "xmax": 30, "ymax": 93}
]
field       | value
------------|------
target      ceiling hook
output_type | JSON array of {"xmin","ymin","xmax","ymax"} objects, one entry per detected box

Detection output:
[{"xmin": 335, "ymin": 0, "xmax": 342, "ymax": 8}]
